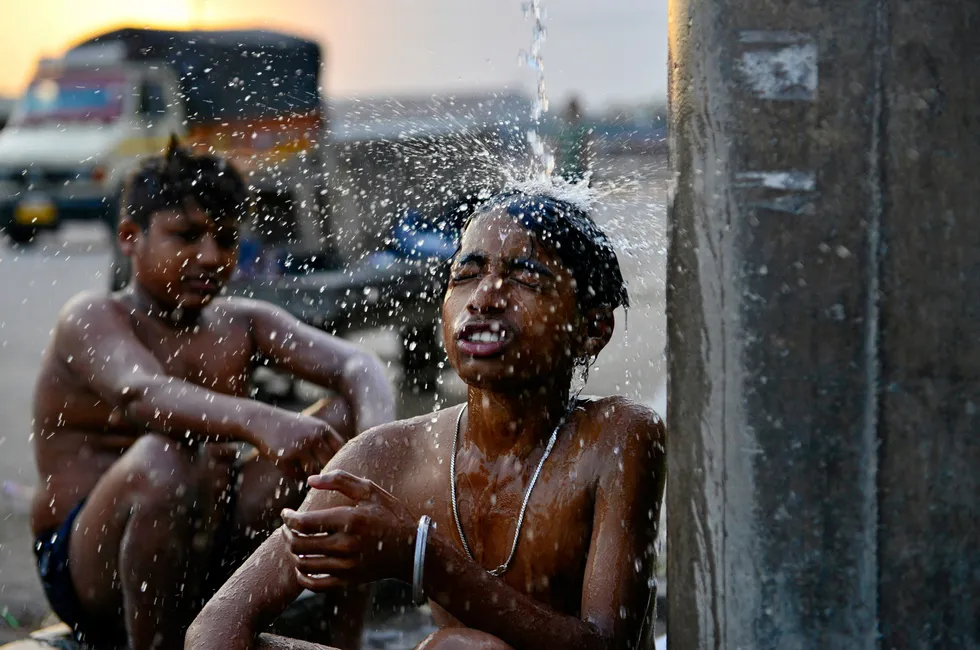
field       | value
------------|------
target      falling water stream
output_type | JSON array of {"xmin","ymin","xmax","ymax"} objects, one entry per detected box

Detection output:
[{"xmin": 522, "ymin": 0, "xmax": 555, "ymax": 181}]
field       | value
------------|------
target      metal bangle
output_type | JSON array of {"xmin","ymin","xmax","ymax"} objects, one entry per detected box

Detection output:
[{"xmin": 413, "ymin": 515, "xmax": 432, "ymax": 606}]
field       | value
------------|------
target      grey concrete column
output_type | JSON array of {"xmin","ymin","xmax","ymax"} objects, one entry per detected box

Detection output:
[{"xmin": 665, "ymin": 0, "xmax": 980, "ymax": 647}]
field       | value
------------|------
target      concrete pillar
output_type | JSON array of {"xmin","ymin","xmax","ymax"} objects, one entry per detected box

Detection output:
[{"xmin": 665, "ymin": 0, "xmax": 980, "ymax": 647}]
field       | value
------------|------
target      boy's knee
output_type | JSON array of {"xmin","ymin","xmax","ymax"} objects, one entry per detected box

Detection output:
[{"xmin": 122, "ymin": 435, "xmax": 200, "ymax": 508}]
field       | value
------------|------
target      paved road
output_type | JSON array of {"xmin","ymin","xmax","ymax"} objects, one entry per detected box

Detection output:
[{"xmin": 0, "ymin": 156, "xmax": 666, "ymax": 642}]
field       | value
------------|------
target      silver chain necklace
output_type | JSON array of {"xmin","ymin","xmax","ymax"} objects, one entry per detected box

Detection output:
[{"xmin": 450, "ymin": 402, "xmax": 571, "ymax": 577}]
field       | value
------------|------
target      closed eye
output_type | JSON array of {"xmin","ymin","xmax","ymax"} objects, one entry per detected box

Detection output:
[
  {"xmin": 450, "ymin": 252, "xmax": 485, "ymax": 283},
  {"xmin": 511, "ymin": 269, "xmax": 542, "ymax": 288},
  {"xmin": 450, "ymin": 268, "xmax": 480, "ymax": 283},
  {"xmin": 176, "ymin": 229, "xmax": 204, "ymax": 243}
]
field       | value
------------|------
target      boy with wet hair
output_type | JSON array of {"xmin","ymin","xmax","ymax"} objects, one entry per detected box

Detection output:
[
  {"xmin": 30, "ymin": 137, "xmax": 396, "ymax": 650},
  {"xmin": 188, "ymin": 189, "xmax": 666, "ymax": 650}
]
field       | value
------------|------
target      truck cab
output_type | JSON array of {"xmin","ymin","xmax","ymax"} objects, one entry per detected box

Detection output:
[{"xmin": 0, "ymin": 42, "xmax": 183, "ymax": 244}]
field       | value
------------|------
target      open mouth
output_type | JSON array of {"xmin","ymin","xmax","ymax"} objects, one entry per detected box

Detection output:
[{"xmin": 456, "ymin": 321, "xmax": 513, "ymax": 358}]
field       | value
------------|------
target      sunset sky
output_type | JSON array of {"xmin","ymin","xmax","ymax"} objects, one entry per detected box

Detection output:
[{"xmin": 0, "ymin": 0, "xmax": 667, "ymax": 109}]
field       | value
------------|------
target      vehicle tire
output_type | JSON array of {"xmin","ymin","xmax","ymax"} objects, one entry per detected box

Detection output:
[
  {"xmin": 401, "ymin": 323, "xmax": 443, "ymax": 393},
  {"xmin": 4, "ymin": 224, "xmax": 38, "ymax": 246}
]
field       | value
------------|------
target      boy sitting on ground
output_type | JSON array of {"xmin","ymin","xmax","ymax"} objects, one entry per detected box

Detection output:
[
  {"xmin": 30, "ymin": 138, "xmax": 396, "ymax": 650},
  {"xmin": 187, "ymin": 190, "xmax": 667, "ymax": 649}
]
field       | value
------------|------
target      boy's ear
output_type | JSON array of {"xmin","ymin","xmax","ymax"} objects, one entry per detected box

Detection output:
[
  {"xmin": 582, "ymin": 307, "xmax": 615, "ymax": 359},
  {"xmin": 117, "ymin": 218, "xmax": 141, "ymax": 257}
]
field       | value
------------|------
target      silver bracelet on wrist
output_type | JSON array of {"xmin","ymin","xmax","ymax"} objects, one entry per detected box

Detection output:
[{"xmin": 413, "ymin": 515, "xmax": 432, "ymax": 606}]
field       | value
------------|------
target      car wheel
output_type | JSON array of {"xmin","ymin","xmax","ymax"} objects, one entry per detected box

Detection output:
[{"xmin": 4, "ymin": 225, "xmax": 38, "ymax": 246}]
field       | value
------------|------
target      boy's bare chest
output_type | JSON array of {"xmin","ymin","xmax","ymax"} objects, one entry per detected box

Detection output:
[
  {"xmin": 138, "ymin": 323, "xmax": 255, "ymax": 395},
  {"xmin": 423, "ymin": 456, "xmax": 597, "ymax": 609}
]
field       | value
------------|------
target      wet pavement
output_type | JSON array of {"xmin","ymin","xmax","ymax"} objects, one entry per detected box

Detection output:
[{"xmin": 0, "ymin": 155, "xmax": 666, "ymax": 644}]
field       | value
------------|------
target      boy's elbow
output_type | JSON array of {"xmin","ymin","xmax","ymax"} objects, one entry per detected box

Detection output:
[
  {"xmin": 186, "ymin": 602, "xmax": 251, "ymax": 650},
  {"xmin": 344, "ymin": 351, "xmax": 392, "ymax": 397},
  {"xmin": 114, "ymin": 376, "xmax": 166, "ymax": 424},
  {"xmin": 342, "ymin": 352, "xmax": 396, "ymax": 427},
  {"xmin": 344, "ymin": 349, "xmax": 386, "ymax": 380}
]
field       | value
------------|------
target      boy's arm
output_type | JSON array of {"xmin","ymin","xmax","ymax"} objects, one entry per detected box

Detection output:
[
  {"xmin": 186, "ymin": 433, "xmax": 375, "ymax": 650},
  {"xmin": 243, "ymin": 299, "xmax": 397, "ymax": 435},
  {"xmin": 578, "ymin": 404, "xmax": 666, "ymax": 645},
  {"xmin": 421, "ymin": 404, "xmax": 665, "ymax": 650},
  {"xmin": 54, "ymin": 293, "xmax": 341, "ymax": 476},
  {"xmin": 185, "ymin": 526, "xmax": 303, "ymax": 650}
]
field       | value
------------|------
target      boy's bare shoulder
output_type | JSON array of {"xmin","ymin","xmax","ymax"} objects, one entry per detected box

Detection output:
[
  {"xmin": 582, "ymin": 395, "xmax": 663, "ymax": 430},
  {"xmin": 579, "ymin": 395, "xmax": 666, "ymax": 456},
  {"xmin": 326, "ymin": 406, "xmax": 462, "ymax": 483},
  {"xmin": 52, "ymin": 290, "xmax": 130, "ymax": 343},
  {"xmin": 57, "ymin": 289, "xmax": 121, "ymax": 321}
]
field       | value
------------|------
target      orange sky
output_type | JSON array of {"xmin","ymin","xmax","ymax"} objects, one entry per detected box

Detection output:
[
  {"xmin": 0, "ymin": 1, "xmax": 667, "ymax": 108},
  {"xmin": 0, "ymin": 0, "xmax": 340, "ymax": 95}
]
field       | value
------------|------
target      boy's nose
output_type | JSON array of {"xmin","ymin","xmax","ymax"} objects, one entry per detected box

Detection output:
[
  {"xmin": 196, "ymin": 235, "xmax": 221, "ymax": 267},
  {"xmin": 468, "ymin": 275, "xmax": 508, "ymax": 313}
]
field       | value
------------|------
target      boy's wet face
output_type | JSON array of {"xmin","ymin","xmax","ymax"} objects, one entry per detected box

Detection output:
[
  {"xmin": 124, "ymin": 200, "xmax": 239, "ymax": 311},
  {"xmin": 443, "ymin": 208, "xmax": 584, "ymax": 389}
]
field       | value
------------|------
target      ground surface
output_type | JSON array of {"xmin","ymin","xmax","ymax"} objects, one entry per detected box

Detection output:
[{"xmin": 0, "ymin": 154, "xmax": 667, "ymax": 645}]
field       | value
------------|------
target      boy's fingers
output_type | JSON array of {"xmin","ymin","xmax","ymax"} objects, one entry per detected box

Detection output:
[
  {"xmin": 282, "ymin": 506, "xmax": 357, "ymax": 536},
  {"xmin": 286, "ymin": 529, "xmax": 358, "ymax": 555},
  {"xmin": 294, "ymin": 555, "xmax": 358, "ymax": 575},
  {"xmin": 308, "ymin": 470, "xmax": 374, "ymax": 502},
  {"xmin": 288, "ymin": 531, "xmax": 359, "ymax": 556},
  {"xmin": 325, "ymin": 428, "xmax": 346, "ymax": 454},
  {"xmin": 295, "ymin": 570, "xmax": 347, "ymax": 591}
]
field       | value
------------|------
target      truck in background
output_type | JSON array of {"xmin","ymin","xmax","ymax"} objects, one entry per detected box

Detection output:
[{"xmin": 0, "ymin": 27, "xmax": 330, "ymax": 282}]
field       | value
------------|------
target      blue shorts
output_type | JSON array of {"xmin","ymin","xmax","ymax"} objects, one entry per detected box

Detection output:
[
  {"xmin": 32, "ymin": 463, "xmax": 244, "ymax": 647},
  {"xmin": 33, "ymin": 500, "xmax": 121, "ymax": 648}
]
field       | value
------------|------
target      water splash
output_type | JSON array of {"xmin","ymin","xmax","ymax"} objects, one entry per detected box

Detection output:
[{"xmin": 506, "ymin": 172, "xmax": 597, "ymax": 213}]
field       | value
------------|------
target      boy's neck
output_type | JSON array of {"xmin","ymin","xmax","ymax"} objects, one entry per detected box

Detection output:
[
  {"xmin": 127, "ymin": 285, "xmax": 203, "ymax": 330},
  {"xmin": 464, "ymin": 380, "xmax": 574, "ymax": 460}
]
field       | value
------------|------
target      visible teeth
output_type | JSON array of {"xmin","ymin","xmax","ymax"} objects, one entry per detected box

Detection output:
[{"xmin": 468, "ymin": 330, "xmax": 504, "ymax": 343}]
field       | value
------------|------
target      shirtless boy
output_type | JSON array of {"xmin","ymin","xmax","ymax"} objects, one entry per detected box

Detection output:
[
  {"xmin": 188, "ymin": 190, "xmax": 666, "ymax": 649},
  {"xmin": 30, "ymin": 139, "xmax": 396, "ymax": 650}
]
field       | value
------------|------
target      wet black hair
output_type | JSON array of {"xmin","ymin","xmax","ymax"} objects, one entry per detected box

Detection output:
[
  {"xmin": 122, "ymin": 135, "xmax": 249, "ymax": 230},
  {"xmin": 461, "ymin": 190, "xmax": 629, "ymax": 313}
]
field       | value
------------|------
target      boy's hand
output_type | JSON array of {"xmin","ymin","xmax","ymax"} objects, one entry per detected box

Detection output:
[
  {"xmin": 281, "ymin": 470, "xmax": 417, "ymax": 589},
  {"xmin": 253, "ymin": 413, "xmax": 345, "ymax": 480}
]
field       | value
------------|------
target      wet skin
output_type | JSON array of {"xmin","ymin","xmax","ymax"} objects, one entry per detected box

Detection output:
[
  {"xmin": 31, "ymin": 201, "xmax": 395, "ymax": 650},
  {"xmin": 187, "ymin": 209, "xmax": 667, "ymax": 650}
]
